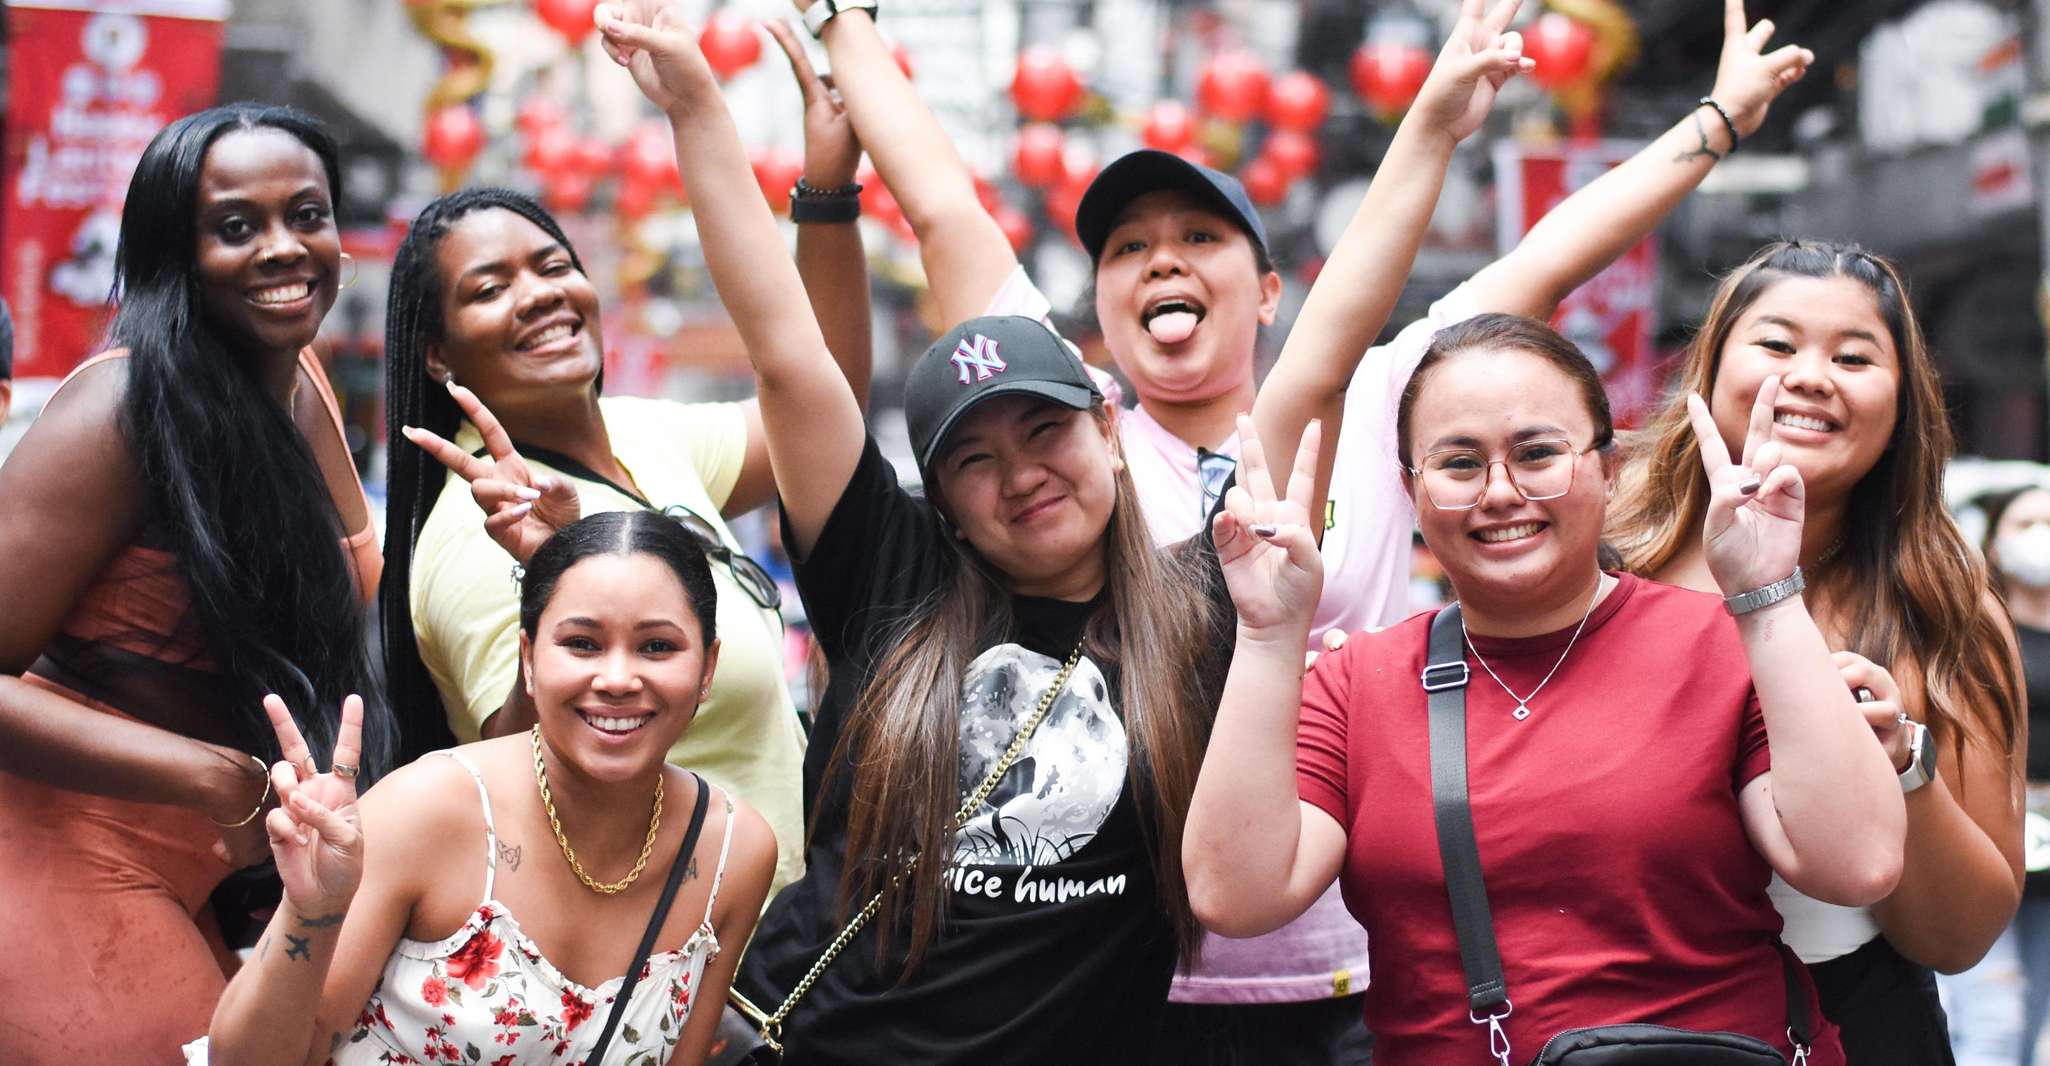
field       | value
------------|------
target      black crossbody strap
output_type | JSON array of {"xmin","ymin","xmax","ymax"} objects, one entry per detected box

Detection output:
[
  {"xmin": 1423, "ymin": 604, "xmax": 1511, "ymax": 1019},
  {"xmin": 586, "ymin": 772, "xmax": 713, "ymax": 1065},
  {"xmin": 1779, "ymin": 942, "xmax": 1816, "ymax": 1052}
]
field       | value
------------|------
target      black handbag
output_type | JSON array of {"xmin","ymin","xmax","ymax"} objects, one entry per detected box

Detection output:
[{"xmin": 1422, "ymin": 605, "xmax": 1816, "ymax": 1066}]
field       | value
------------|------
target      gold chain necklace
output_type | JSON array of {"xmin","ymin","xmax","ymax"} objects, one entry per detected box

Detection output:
[{"xmin": 530, "ymin": 725, "xmax": 663, "ymax": 895}]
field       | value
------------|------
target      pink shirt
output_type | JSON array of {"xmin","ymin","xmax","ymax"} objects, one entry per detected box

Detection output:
[{"xmin": 985, "ymin": 267, "xmax": 1480, "ymax": 1003}]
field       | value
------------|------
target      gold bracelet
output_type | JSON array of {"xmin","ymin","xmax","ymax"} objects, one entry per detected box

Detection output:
[{"xmin": 208, "ymin": 753, "xmax": 272, "ymax": 828}]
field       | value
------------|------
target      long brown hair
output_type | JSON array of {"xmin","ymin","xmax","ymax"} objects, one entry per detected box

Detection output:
[
  {"xmin": 1607, "ymin": 240, "xmax": 2021, "ymax": 769},
  {"xmin": 826, "ymin": 405, "xmax": 1221, "ymax": 972}
]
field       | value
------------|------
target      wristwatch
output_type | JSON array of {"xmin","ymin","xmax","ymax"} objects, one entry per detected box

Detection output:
[
  {"xmin": 1898, "ymin": 718, "xmax": 1938, "ymax": 794},
  {"xmin": 1723, "ymin": 567, "xmax": 1805, "ymax": 616},
  {"xmin": 803, "ymin": 0, "xmax": 878, "ymax": 39}
]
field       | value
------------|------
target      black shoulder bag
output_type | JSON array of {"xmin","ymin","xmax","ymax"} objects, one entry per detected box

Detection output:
[
  {"xmin": 586, "ymin": 771, "xmax": 712, "ymax": 1066},
  {"xmin": 1423, "ymin": 605, "xmax": 1815, "ymax": 1066}
]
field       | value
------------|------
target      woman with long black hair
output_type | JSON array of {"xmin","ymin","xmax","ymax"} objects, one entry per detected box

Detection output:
[{"xmin": 0, "ymin": 103, "xmax": 391, "ymax": 1064}]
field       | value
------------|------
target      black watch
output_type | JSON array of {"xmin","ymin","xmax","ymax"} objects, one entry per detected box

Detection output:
[{"xmin": 789, "ymin": 178, "xmax": 862, "ymax": 224}]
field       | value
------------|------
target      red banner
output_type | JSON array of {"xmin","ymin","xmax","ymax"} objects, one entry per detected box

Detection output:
[
  {"xmin": 1492, "ymin": 140, "xmax": 1661, "ymax": 426},
  {"xmin": 3, "ymin": 1, "xmax": 227, "ymax": 380}
]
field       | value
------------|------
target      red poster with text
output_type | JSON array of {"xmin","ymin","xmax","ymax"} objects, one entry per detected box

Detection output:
[
  {"xmin": 2, "ymin": 1, "xmax": 227, "ymax": 380},
  {"xmin": 1492, "ymin": 140, "xmax": 1661, "ymax": 425}
]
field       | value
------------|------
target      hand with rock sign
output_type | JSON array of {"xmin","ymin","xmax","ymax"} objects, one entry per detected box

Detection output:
[
  {"xmin": 1713, "ymin": 0, "xmax": 1815, "ymax": 139},
  {"xmin": 262, "ymin": 693, "xmax": 366, "ymax": 919},
  {"xmin": 1410, "ymin": 0, "xmax": 1537, "ymax": 143},
  {"xmin": 764, "ymin": 19, "xmax": 862, "ymax": 190},
  {"xmin": 401, "ymin": 382, "xmax": 580, "ymax": 566},
  {"xmin": 1688, "ymin": 375, "xmax": 1805, "ymax": 598},
  {"xmin": 596, "ymin": 1, "xmax": 722, "ymax": 118},
  {"xmin": 1215, "ymin": 416, "xmax": 1326, "ymax": 639}
]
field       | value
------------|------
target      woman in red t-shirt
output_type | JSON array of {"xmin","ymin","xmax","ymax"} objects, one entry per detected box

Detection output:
[{"xmin": 1184, "ymin": 313, "xmax": 1906, "ymax": 1065}]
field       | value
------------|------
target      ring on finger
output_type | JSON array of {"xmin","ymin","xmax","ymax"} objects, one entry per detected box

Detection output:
[
  {"xmin": 331, "ymin": 761, "xmax": 360, "ymax": 780},
  {"xmin": 1895, "ymin": 709, "xmax": 1909, "ymax": 727},
  {"xmin": 297, "ymin": 756, "xmax": 319, "ymax": 779}
]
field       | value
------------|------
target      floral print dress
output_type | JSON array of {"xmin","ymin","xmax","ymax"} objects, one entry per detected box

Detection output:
[{"xmin": 331, "ymin": 752, "xmax": 734, "ymax": 1066}]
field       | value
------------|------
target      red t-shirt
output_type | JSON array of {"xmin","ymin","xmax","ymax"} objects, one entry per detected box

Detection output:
[{"xmin": 1296, "ymin": 572, "xmax": 1842, "ymax": 1065}]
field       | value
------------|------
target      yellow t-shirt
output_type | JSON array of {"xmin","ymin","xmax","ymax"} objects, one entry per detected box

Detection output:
[{"xmin": 410, "ymin": 395, "xmax": 805, "ymax": 891}]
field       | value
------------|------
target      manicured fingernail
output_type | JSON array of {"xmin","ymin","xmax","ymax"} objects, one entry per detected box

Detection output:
[
  {"xmin": 508, "ymin": 502, "xmax": 533, "ymax": 517},
  {"xmin": 1250, "ymin": 523, "xmax": 1279, "ymax": 538},
  {"xmin": 514, "ymin": 486, "xmax": 541, "ymax": 501},
  {"xmin": 1737, "ymin": 476, "xmax": 1761, "ymax": 495},
  {"xmin": 400, "ymin": 425, "xmax": 418, "ymax": 438}
]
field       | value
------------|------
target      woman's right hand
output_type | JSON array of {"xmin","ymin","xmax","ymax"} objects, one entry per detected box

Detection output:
[
  {"xmin": 1408, "ymin": 0, "xmax": 1534, "ymax": 143},
  {"xmin": 1710, "ymin": 0, "xmax": 1814, "ymax": 138},
  {"xmin": 596, "ymin": 1, "xmax": 721, "ymax": 117},
  {"xmin": 1215, "ymin": 416, "xmax": 1325, "ymax": 638},
  {"xmin": 401, "ymin": 383, "xmax": 579, "ymax": 566},
  {"xmin": 261, "ymin": 693, "xmax": 365, "ymax": 919},
  {"xmin": 765, "ymin": 19, "xmax": 862, "ymax": 189}
]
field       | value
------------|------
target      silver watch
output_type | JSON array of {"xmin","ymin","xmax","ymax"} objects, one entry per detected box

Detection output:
[
  {"xmin": 1722, "ymin": 566, "xmax": 1806, "ymax": 616},
  {"xmin": 1898, "ymin": 718, "xmax": 1938, "ymax": 793},
  {"xmin": 803, "ymin": 0, "xmax": 878, "ymax": 38}
]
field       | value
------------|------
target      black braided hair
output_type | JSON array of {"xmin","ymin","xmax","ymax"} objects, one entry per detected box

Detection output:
[{"xmin": 380, "ymin": 188, "xmax": 589, "ymax": 763}]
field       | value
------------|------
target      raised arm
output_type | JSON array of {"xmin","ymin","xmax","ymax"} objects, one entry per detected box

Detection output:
[
  {"xmin": 1249, "ymin": 0, "xmax": 1529, "ymax": 515},
  {"xmin": 797, "ymin": 0, "xmax": 1018, "ymax": 326},
  {"xmin": 1465, "ymin": 0, "xmax": 1811, "ymax": 319},
  {"xmin": 1699, "ymin": 381, "xmax": 1906, "ymax": 904},
  {"xmin": 1185, "ymin": 416, "xmax": 1348, "ymax": 935},
  {"xmin": 598, "ymin": 1, "xmax": 865, "ymax": 557}
]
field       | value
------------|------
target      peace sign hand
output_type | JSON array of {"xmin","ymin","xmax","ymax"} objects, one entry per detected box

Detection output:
[
  {"xmin": 596, "ymin": 1, "xmax": 721, "ymax": 118},
  {"xmin": 1215, "ymin": 417, "xmax": 1325, "ymax": 639},
  {"xmin": 262, "ymin": 693, "xmax": 365, "ymax": 918},
  {"xmin": 764, "ymin": 19, "xmax": 862, "ymax": 189},
  {"xmin": 1688, "ymin": 375, "xmax": 1805, "ymax": 597},
  {"xmin": 401, "ymin": 382, "xmax": 580, "ymax": 565},
  {"xmin": 1711, "ymin": 0, "xmax": 1814, "ymax": 138},
  {"xmin": 1411, "ymin": 0, "xmax": 1535, "ymax": 143}
]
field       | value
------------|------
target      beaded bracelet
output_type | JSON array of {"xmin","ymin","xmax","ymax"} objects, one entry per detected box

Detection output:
[
  {"xmin": 208, "ymin": 752, "xmax": 273, "ymax": 828},
  {"xmin": 790, "ymin": 178, "xmax": 862, "ymax": 224},
  {"xmin": 1697, "ymin": 97, "xmax": 1740, "ymax": 155}
]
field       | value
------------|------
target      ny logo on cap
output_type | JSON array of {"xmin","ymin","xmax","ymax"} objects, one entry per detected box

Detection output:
[{"xmin": 951, "ymin": 334, "xmax": 1007, "ymax": 385}]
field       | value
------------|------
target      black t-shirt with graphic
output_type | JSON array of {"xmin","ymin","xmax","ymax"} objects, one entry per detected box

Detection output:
[{"xmin": 737, "ymin": 436, "xmax": 1233, "ymax": 1065}]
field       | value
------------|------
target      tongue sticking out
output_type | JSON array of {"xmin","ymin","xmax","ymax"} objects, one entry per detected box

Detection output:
[{"xmin": 1146, "ymin": 311, "xmax": 1199, "ymax": 345}]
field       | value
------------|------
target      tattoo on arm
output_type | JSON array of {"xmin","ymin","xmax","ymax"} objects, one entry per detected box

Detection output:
[
  {"xmin": 298, "ymin": 912, "xmax": 345, "ymax": 929},
  {"xmin": 284, "ymin": 933, "xmax": 312, "ymax": 961},
  {"xmin": 498, "ymin": 840, "xmax": 522, "ymax": 871},
  {"xmin": 684, "ymin": 854, "xmax": 699, "ymax": 883},
  {"xmin": 1672, "ymin": 110, "xmax": 1726, "ymax": 165}
]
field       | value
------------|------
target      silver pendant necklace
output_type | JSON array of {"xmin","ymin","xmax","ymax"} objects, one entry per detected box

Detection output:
[{"xmin": 1461, "ymin": 575, "xmax": 1606, "ymax": 721}]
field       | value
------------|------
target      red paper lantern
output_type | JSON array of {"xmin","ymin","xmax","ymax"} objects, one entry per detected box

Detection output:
[
  {"xmin": 1266, "ymin": 71, "xmax": 1330, "ymax": 132},
  {"xmin": 1045, "ymin": 166, "xmax": 1095, "ymax": 242},
  {"xmin": 1197, "ymin": 51, "xmax": 1269, "ymax": 124},
  {"xmin": 1141, "ymin": 100, "xmax": 1198, "ymax": 152},
  {"xmin": 995, "ymin": 205, "xmax": 1034, "ymax": 253},
  {"xmin": 1349, "ymin": 40, "xmax": 1432, "ymax": 114},
  {"xmin": 422, "ymin": 104, "xmax": 485, "ymax": 172},
  {"xmin": 534, "ymin": 0, "xmax": 600, "ymax": 45},
  {"xmin": 700, "ymin": 11, "xmax": 763, "ymax": 81},
  {"xmin": 573, "ymin": 137, "xmax": 614, "ymax": 178},
  {"xmin": 1011, "ymin": 46, "xmax": 1085, "ymax": 123},
  {"xmin": 1525, "ymin": 13, "xmax": 1595, "ymax": 90},
  {"xmin": 516, "ymin": 96, "xmax": 568, "ymax": 137},
  {"xmin": 617, "ymin": 178, "xmax": 658, "ymax": 220},
  {"xmin": 1241, "ymin": 156, "xmax": 1289, "ymax": 207},
  {"xmin": 525, "ymin": 124, "xmax": 576, "ymax": 176},
  {"xmin": 544, "ymin": 171, "xmax": 596, "ymax": 214},
  {"xmin": 1012, "ymin": 123, "xmax": 1068, "ymax": 189},
  {"xmin": 1261, "ymin": 129, "xmax": 1320, "ymax": 180},
  {"xmin": 750, "ymin": 148, "xmax": 804, "ymax": 213},
  {"xmin": 622, "ymin": 122, "xmax": 680, "ymax": 192}
]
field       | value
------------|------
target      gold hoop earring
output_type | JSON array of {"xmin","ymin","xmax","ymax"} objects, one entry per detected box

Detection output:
[{"xmin": 338, "ymin": 252, "xmax": 358, "ymax": 292}]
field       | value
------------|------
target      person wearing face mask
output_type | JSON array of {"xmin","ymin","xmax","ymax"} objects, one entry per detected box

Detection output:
[
  {"xmin": 791, "ymin": 0, "xmax": 1809, "ymax": 1054},
  {"xmin": 1607, "ymin": 241, "xmax": 2027, "ymax": 1063},
  {"xmin": 1964, "ymin": 486, "xmax": 2050, "ymax": 1064}
]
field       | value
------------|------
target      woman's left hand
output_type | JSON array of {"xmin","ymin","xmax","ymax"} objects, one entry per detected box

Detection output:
[
  {"xmin": 1688, "ymin": 375, "xmax": 1805, "ymax": 597},
  {"xmin": 596, "ymin": 1, "xmax": 719, "ymax": 116},
  {"xmin": 1409, "ymin": 0, "xmax": 1535, "ymax": 143},
  {"xmin": 764, "ymin": 19, "xmax": 862, "ymax": 188},
  {"xmin": 1836, "ymin": 650, "xmax": 1913, "ymax": 771},
  {"xmin": 1215, "ymin": 417, "xmax": 1325, "ymax": 639}
]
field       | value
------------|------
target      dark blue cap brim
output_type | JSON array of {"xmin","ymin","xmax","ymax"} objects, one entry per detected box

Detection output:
[{"xmin": 1075, "ymin": 149, "xmax": 1270, "ymax": 261}]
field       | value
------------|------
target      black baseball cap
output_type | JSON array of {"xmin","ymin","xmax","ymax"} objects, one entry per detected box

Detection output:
[
  {"xmin": 905, "ymin": 315, "xmax": 1103, "ymax": 472},
  {"xmin": 1075, "ymin": 148, "xmax": 1270, "ymax": 262}
]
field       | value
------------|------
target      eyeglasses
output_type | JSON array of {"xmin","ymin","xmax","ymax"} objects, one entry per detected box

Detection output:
[
  {"xmin": 1407, "ymin": 438, "xmax": 1601, "ymax": 511},
  {"xmin": 661, "ymin": 505, "xmax": 783, "ymax": 612},
  {"xmin": 1198, "ymin": 448, "xmax": 1237, "ymax": 522}
]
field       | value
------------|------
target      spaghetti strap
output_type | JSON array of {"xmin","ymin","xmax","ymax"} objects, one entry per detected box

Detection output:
[
  {"xmin": 702, "ymin": 787, "xmax": 737, "ymax": 926},
  {"xmin": 432, "ymin": 750, "xmax": 500, "ymax": 904}
]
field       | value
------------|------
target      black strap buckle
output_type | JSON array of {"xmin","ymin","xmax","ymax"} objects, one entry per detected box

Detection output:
[{"xmin": 1421, "ymin": 661, "xmax": 1470, "ymax": 692}]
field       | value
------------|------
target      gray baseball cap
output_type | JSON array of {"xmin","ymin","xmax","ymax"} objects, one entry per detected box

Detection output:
[{"xmin": 904, "ymin": 315, "xmax": 1102, "ymax": 472}]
